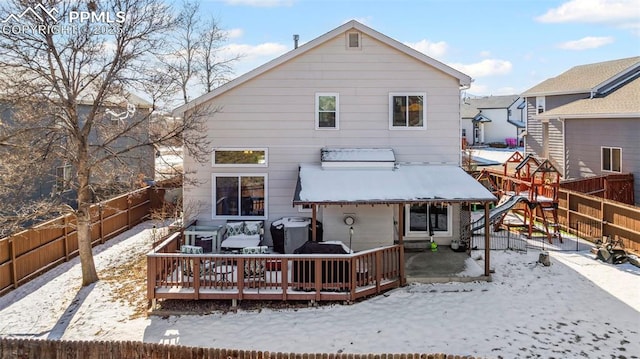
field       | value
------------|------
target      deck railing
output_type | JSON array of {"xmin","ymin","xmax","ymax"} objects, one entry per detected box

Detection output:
[{"xmin": 147, "ymin": 234, "xmax": 403, "ymax": 304}]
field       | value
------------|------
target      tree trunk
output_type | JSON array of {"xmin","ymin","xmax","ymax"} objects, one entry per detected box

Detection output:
[{"xmin": 77, "ymin": 150, "xmax": 99, "ymax": 286}]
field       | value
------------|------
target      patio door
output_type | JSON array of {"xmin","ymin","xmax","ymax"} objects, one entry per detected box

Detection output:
[{"xmin": 406, "ymin": 204, "xmax": 452, "ymax": 237}]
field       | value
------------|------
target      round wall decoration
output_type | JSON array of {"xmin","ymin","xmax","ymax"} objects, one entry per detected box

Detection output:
[{"xmin": 343, "ymin": 216, "xmax": 355, "ymax": 225}]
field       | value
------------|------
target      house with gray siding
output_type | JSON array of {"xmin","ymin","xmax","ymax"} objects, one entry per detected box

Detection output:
[
  {"xmin": 521, "ymin": 56, "xmax": 640, "ymax": 204},
  {"xmin": 174, "ymin": 21, "xmax": 495, "ymax": 252}
]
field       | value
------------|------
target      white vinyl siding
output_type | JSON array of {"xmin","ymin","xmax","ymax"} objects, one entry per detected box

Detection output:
[{"xmin": 184, "ymin": 31, "xmax": 463, "ymax": 228}]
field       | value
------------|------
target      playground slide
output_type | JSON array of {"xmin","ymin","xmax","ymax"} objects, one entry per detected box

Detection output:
[{"xmin": 469, "ymin": 195, "xmax": 528, "ymax": 232}]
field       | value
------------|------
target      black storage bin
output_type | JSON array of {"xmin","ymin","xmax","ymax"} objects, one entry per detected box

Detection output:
[{"xmin": 270, "ymin": 221, "xmax": 285, "ymax": 254}]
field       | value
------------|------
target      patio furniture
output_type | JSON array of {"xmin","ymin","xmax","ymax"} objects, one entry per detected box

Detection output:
[
  {"xmin": 220, "ymin": 220, "xmax": 264, "ymax": 251},
  {"xmin": 184, "ymin": 224, "xmax": 222, "ymax": 252},
  {"xmin": 180, "ymin": 245, "xmax": 204, "ymax": 277}
]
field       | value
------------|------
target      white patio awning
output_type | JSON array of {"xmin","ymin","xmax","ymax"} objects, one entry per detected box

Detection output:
[{"xmin": 293, "ymin": 163, "xmax": 497, "ymax": 205}]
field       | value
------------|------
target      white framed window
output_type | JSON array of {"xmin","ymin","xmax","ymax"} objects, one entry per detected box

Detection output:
[
  {"xmin": 405, "ymin": 203, "xmax": 452, "ymax": 237},
  {"xmin": 297, "ymin": 204, "xmax": 312, "ymax": 213},
  {"xmin": 55, "ymin": 165, "xmax": 72, "ymax": 193},
  {"xmin": 602, "ymin": 146, "xmax": 622, "ymax": 173},
  {"xmin": 213, "ymin": 148, "xmax": 268, "ymax": 167},
  {"xmin": 213, "ymin": 173, "xmax": 267, "ymax": 219},
  {"xmin": 315, "ymin": 93, "xmax": 339, "ymax": 129},
  {"xmin": 389, "ymin": 93, "xmax": 426, "ymax": 129},
  {"xmin": 346, "ymin": 31, "xmax": 361, "ymax": 49},
  {"xmin": 536, "ymin": 96, "xmax": 546, "ymax": 114}
]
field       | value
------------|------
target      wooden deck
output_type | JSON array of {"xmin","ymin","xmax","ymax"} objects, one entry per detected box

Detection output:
[{"xmin": 147, "ymin": 233, "xmax": 404, "ymax": 305}]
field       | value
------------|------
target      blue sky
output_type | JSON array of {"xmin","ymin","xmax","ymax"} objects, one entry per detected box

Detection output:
[{"xmin": 202, "ymin": 0, "xmax": 640, "ymax": 96}]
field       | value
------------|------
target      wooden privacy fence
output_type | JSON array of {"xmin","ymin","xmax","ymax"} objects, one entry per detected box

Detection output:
[
  {"xmin": 0, "ymin": 338, "xmax": 478, "ymax": 359},
  {"xmin": 560, "ymin": 173, "xmax": 634, "ymax": 205},
  {"xmin": 147, "ymin": 234, "xmax": 403, "ymax": 305},
  {"xmin": 0, "ymin": 187, "xmax": 152, "ymax": 296},
  {"xmin": 557, "ymin": 189, "xmax": 640, "ymax": 254}
]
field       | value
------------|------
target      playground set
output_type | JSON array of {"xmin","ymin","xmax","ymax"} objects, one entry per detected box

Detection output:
[{"xmin": 473, "ymin": 151, "xmax": 563, "ymax": 244}]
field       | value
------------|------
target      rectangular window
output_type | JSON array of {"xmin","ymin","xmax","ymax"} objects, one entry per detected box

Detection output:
[
  {"xmin": 536, "ymin": 96, "xmax": 546, "ymax": 114},
  {"xmin": 55, "ymin": 165, "xmax": 72, "ymax": 193},
  {"xmin": 213, "ymin": 148, "xmax": 267, "ymax": 167},
  {"xmin": 315, "ymin": 93, "xmax": 339, "ymax": 129},
  {"xmin": 297, "ymin": 204, "xmax": 312, "ymax": 213},
  {"xmin": 213, "ymin": 174, "xmax": 266, "ymax": 218},
  {"xmin": 602, "ymin": 147, "xmax": 622, "ymax": 172},
  {"xmin": 390, "ymin": 93, "xmax": 426, "ymax": 129},
  {"xmin": 406, "ymin": 203, "xmax": 451, "ymax": 236}
]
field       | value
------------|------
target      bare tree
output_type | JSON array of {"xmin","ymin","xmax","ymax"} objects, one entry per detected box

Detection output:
[
  {"xmin": 0, "ymin": 0, "xmax": 210, "ymax": 286},
  {"xmin": 200, "ymin": 17, "xmax": 240, "ymax": 93}
]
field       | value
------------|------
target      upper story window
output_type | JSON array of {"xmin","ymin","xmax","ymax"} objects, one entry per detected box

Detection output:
[
  {"xmin": 55, "ymin": 165, "xmax": 72, "ymax": 193},
  {"xmin": 346, "ymin": 32, "xmax": 361, "ymax": 49},
  {"xmin": 602, "ymin": 146, "xmax": 622, "ymax": 173},
  {"xmin": 389, "ymin": 93, "xmax": 426, "ymax": 129},
  {"xmin": 213, "ymin": 148, "xmax": 267, "ymax": 167},
  {"xmin": 315, "ymin": 93, "xmax": 339, "ymax": 129},
  {"xmin": 536, "ymin": 96, "xmax": 546, "ymax": 114}
]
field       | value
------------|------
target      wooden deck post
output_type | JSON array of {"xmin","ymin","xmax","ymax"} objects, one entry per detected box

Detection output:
[
  {"xmin": 398, "ymin": 204, "xmax": 406, "ymax": 285},
  {"xmin": 484, "ymin": 203, "xmax": 491, "ymax": 276},
  {"xmin": 146, "ymin": 254, "xmax": 156, "ymax": 305}
]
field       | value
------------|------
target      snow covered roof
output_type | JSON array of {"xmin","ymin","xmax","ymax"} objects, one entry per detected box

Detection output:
[
  {"xmin": 321, "ymin": 148, "xmax": 395, "ymax": 162},
  {"xmin": 293, "ymin": 163, "xmax": 496, "ymax": 204}
]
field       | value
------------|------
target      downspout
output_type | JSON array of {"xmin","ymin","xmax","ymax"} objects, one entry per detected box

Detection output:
[{"xmin": 560, "ymin": 117, "xmax": 566, "ymax": 178}]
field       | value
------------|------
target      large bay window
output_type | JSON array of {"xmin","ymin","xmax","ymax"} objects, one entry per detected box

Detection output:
[
  {"xmin": 213, "ymin": 174, "xmax": 266, "ymax": 218},
  {"xmin": 389, "ymin": 93, "xmax": 426, "ymax": 129},
  {"xmin": 406, "ymin": 203, "xmax": 451, "ymax": 236}
]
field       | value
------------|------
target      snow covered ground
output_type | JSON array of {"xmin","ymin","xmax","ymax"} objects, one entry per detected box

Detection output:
[{"xmin": 0, "ymin": 221, "xmax": 638, "ymax": 358}]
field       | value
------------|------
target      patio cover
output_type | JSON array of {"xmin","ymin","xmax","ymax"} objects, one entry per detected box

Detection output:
[{"xmin": 293, "ymin": 163, "xmax": 497, "ymax": 205}]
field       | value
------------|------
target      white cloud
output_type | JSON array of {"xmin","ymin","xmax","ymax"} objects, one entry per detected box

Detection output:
[
  {"xmin": 536, "ymin": 0, "xmax": 640, "ymax": 23},
  {"xmin": 557, "ymin": 36, "xmax": 614, "ymax": 50},
  {"xmin": 223, "ymin": 0, "xmax": 294, "ymax": 7},
  {"xmin": 222, "ymin": 42, "xmax": 289, "ymax": 60},
  {"xmin": 225, "ymin": 28, "xmax": 244, "ymax": 39},
  {"xmin": 450, "ymin": 59, "xmax": 513, "ymax": 78},
  {"xmin": 479, "ymin": 50, "xmax": 492, "ymax": 58},
  {"xmin": 404, "ymin": 39, "xmax": 448, "ymax": 58}
]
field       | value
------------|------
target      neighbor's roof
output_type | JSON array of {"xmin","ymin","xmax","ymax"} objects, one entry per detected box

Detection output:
[
  {"xmin": 461, "ymin": 95, "xmax": 520, "ymax": 119},
  {"xmin": 522, "ymin": 56, "xmax": 640, "ymax": 97},
  {"xmin": 293, "ymin": 163, "xmax": 496, "ymax": 204},
  {"xmin": 174, "ymin": 20, "xmax": 472, "ymax": 116},
  {"xmin": 535, "ymin": 76, "xmax": 640, "ymax": 119}
]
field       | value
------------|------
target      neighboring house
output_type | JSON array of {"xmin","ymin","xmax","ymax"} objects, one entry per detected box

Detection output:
[
  {"xmin": 0, "ymin": 93, "xmax": 155, "ymax": 207},
  {"xmin": 460, "ymin": 95, "xmax": 525, "ymax": 147},
  {"xmin": 521, "ymin": 56, "xmax": 640, "ymax": 204},
  {"xmin": 174, "ymin": 20, "xmax": 495, "ymax": 252}
]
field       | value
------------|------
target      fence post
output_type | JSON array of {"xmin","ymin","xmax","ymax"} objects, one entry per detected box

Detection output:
[
  {"xmin": 147, "ymin": 255, "xmax": 157, "ymax": 309},
  {"xmin": 127, "ymin": 196, "xmax": 132, "ymax": 230},
  {"xmin": 99, "ymin": 203, "xmax": 105, "ymax": 245},
  {"xmin": 9, "ymin": 238, "xmax": 17, "ymax": 289},
  {"xmin": 63, "ymin": 215, "xmax": 69, "ymax": 261}
]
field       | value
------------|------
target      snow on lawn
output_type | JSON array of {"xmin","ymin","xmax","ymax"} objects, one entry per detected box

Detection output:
[{"xmin": 1, "ymin": 221, "xmax": 639, "ymax": 358}]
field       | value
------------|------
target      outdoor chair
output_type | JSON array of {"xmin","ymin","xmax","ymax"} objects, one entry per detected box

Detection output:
[
  {"xmin": 242, "ymin": 245, "xmax": 269, "ymax": 284},
  {"xmin": 180, "ymin": 244, "xmax": 204, "ymax": 277}
]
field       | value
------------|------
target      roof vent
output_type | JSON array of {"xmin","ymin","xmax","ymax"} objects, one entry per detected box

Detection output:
[{"xmin": 293, "ymin": 34, "xmax": 299, "ymax": 49}]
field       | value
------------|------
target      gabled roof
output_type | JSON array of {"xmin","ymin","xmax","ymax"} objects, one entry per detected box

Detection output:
[
  {"xmin": 535, "ymin": 75, "xmax": 640, "ymax": 119},
  {"xmin": 174, "ymin": 20, "xmax": 472, "ymax": 116},
  {"xmin": 522, "ymin": 56, "xmax": 640, "ymax": 97},
  {"xmin": 461, "ymin": 95, "xmax": 520, "ymax": 119}
]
